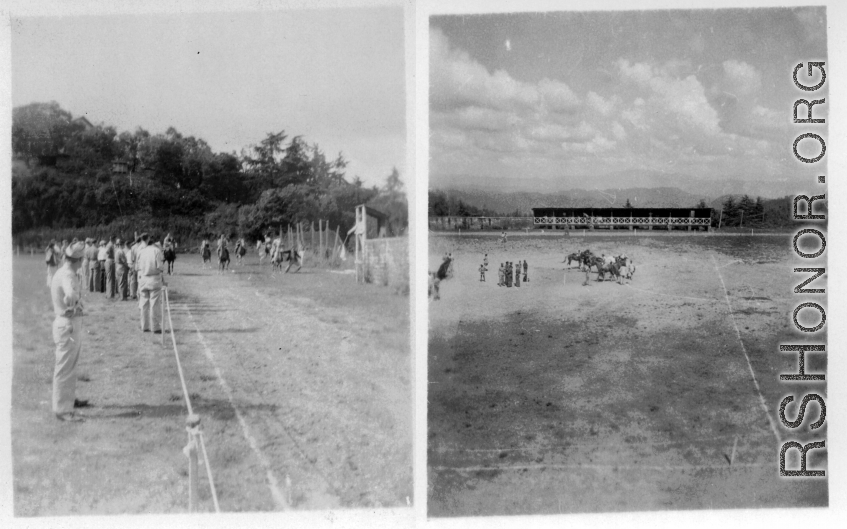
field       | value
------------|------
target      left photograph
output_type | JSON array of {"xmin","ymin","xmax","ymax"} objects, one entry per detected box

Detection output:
[{"xmin": 10, "ymin": 5, "xmax": 410, "ymax": 514}]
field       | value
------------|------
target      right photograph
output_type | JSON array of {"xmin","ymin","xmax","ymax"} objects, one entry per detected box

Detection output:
[{"xmin": 427, "ymin": 7, "xmax": 828, "ymax": 517}]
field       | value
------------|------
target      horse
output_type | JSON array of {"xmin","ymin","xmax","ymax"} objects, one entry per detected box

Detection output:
[
  {"xmin": 218, "ymin": 246, "xmax": 230, "ymax": 273},
  {"xmin": 565, "ymin": 250, "xmax": 592, "ymax": 269},
  {"xmin": 235, "ymin": 242, "xmax": 247, "ymax": 266},
  {"xmin": 163, "ymin": 247, "xmax": 176, "ymax": 275},
  {"xmin": 201, "ymin": 246, "xmax": 212, "ymax": 269}
]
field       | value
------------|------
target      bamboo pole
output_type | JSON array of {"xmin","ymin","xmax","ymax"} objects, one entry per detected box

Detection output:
[
  {"xmin": 332, "ymin": 226, "xmax": 340, "ymax": 260},
  {"xmin": 311, "ymin": 221, "xmax": 315, "ymax": 252}
]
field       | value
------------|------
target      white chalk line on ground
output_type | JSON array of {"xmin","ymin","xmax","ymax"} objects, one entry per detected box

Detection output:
[
  {"xmin": 711, "ymin": 255, "xmax": 781, "ymax": 445},
  {"xmin": 433, "ymin": 431, "xmax": 774, "ymax": 453},
  {"xmin": 432, "ymin": 462, "xmax": 771, "ymax": 473},
  {"xmin": 184, "ymin": 304, "xmax": 290, "ymax": 511}
]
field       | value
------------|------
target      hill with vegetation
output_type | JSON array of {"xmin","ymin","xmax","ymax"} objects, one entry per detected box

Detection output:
[{"xmin": 12, "ymin": 101, "xmax": 407, "ymax": 247}]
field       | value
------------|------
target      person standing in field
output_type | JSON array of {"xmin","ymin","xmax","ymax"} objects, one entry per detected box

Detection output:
[
  {"xmin": 85, "ymin": 239, "xmax": 99, "ymax": 293},
  {"xmin": 498, "ymin": 263, "xmax": 505, "ymax": 286},
  {"xmin": 96, "ymin": 240, "xmax": 107, "ymax": 293},
  {"xmin": 80, "ymin": 238, "xmax": 93, "ymax": 288},
  {"xmin": 130, "ymin": 235, "xmax": 144, "ymax": 299},
  {"xmin": 45, "ymin": 240, "xmax": 59, "ymax": 288},
  {"xmin": 51, "ymin": 241, "xmax": 87, "ymax": 422},
  {"xmin": 483, "ymin": 253, "xmax": 489, "ymax": 269},
  {"xmin": 479, "ymin": 263, "xmax": 486, "ymax": 282},
  {"xmin": 104, "ymin": 236, "xmax": 117, "ymax": 299},
  {"xmin": 115, "ymin": 238, "xmax": 129, "ymax": 301},
  {"xmin": 515, "ymin": 261, "xmax": 521, "ymax": 287},
  {"xmin": 136, "ymin": 233, "xmax": 165, "ymax": 334},
  {"xmin": 523, "ymin": 260, "xmax": 529, "ymax": 283}
]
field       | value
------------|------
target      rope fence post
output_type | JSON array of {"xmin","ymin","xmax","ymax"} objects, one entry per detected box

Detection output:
[
  {"xmin": 161, "ymin": 286, "xmax": 166, "ymax": 347},
  {"xmin": 184, "ymin": 413, "xmax": 201, "ymax": 512}
]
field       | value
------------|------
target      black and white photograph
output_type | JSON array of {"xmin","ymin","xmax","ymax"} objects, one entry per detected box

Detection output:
[
  {"xmin": 427, "ymin": 6, "xmax": 830, "ymax": 517},
  {"xmin": 5, "ymin": 1, "xmax": 411, "ymax": 518}
]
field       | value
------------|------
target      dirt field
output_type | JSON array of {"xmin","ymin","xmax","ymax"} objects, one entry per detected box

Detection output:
[
  {"xmin": 12, "ymin": 251, "xmax": 411, "ymax": 515},
  {"xmin": 428, "ymin": 231, "xmax": 827, "ymax": 517}
]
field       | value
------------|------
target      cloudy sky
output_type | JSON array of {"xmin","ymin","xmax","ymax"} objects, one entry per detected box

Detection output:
[
  {"xmin": 12, "ymin": 6, "xmax": 405, "ymax": 187},
  {"xmin": 430, "ymin": 7, "xmax": 827, "ymax": 196}
]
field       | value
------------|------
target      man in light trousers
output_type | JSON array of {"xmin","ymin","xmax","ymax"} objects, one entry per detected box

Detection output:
[
  {"xmin": 137, "ymin": 233, "xmax": 165, "ymax": 333},
  {"xmin": 51, "ymin": 242, "xmax": 88, "ymax": 422},
  {"xmin": 128, "ymin": 237, "xmax": 139, "ymax": 300}
]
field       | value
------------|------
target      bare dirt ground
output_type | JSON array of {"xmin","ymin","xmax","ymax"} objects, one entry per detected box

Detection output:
[
  {"xmin": 12, "ymin": 251, "xmax": 411, "ymax": 515},
  {"xmin": 428, "ymin": 231, "xmax": 827, "ymax": 517}
]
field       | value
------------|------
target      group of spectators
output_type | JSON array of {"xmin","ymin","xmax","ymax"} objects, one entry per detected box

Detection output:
[{"xmin": 45, "ymin": 232, "xmax": 170, "ymax": 422}]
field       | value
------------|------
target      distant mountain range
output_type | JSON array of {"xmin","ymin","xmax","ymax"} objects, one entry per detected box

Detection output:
[
  {"xmin": 429, "ymin": 186, "xmax": 794, "ymax": 216},
  {"xmin": 430, "ymin": 168, "xmax": 800, "ymax": 203}
]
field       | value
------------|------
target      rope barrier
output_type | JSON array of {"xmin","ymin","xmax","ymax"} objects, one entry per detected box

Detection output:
[{"xmin": 163, "ymin": 286, "xmax": 221, "ymax": 513}]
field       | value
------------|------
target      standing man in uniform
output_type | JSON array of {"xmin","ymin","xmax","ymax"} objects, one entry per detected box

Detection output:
[
  {"xmin": 80, "ymin": 238, "xmax": 92, "ymax": 287},
  {"xmin": 104, "ymin": 236, "xmax": 117, "ymax": 298},
  {"xmin": 51, "ymin": 241, "xmax": 87, "ymax": 422},
  {"xmin": 137, "ymin": 233, "xmax": 165, "ymax": 333},
  {"xmin": 115, "ymin": 238, "xmax": 129, "ymax": 301},
  {"xmin": 97, "ymin": 240, "xmax": 107, "ymax": 292},
  {"xmin": 86, "ymin": 239, "xmax": 99, "ymax": 292},
  {"xmin": 128, "ymin": 237, "xmax": 139, "ymax": 300}
]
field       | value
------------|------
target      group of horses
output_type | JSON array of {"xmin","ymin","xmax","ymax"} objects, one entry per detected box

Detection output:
[
  {"xmin": 256, "ymin": 239, "xmax": 302, "ymax": 273},
  {"xmin": 566, "ymin": 249, "xmax": 636, "ymax": 284}
]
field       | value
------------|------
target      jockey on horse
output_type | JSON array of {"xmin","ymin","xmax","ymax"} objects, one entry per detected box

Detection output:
[
  {"xmin": 217, "ymin": 234, "xmax": 230, "ymax": 273},
  {"xmin": 163, "ymin": 233, "xmax": 176, "ymax": 275},
  {"xmin": 200, "ymin": 237, "xmax": 212, "ymax": 269}
]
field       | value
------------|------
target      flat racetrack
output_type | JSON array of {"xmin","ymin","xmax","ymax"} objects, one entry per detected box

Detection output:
[
  {"xmin": 428, "ymin": 231, "xmax": 827, "ymax": 516},
  {"xmin": 12, "ymin": 252, "xmax": 411, "ymax": 514}
]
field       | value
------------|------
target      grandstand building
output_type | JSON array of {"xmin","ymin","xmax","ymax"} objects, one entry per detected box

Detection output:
[{"xmin": 531, "ymin": 207, "xmax": 713, "ymax": 231}]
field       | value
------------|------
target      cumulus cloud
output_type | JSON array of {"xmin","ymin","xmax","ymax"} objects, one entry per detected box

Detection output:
[
  {"xmin": 722, "ymin": 60, "xmax": 762, "ymax": 97},
  {"xmin": 430, "ymin": 28, "xmax": 579, "ymax": 113},
  {"xmin": 618, "ymin": 58, "xmax": 721, "ymax": 135}
]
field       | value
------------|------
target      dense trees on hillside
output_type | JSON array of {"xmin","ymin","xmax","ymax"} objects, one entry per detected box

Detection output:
[
  {"xmin": 11, "ymin": 102, "xmax": 407, "ymax": 243},
  {"xmin": 428, "ymin": 190, "xmax": 524, "ymax": 217}
]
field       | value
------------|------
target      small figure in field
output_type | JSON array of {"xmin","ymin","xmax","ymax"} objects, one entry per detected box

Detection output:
[
  {"xmin": 479, "ymin": 264, "xmax": 486, "ymax": 282},
  {"xmin": 498, "ymin": 263, "xmax": 505, "ymax": 286},
  {"xmin": 500, "ymin": 231, "xmax": 508, "ymax": 244},
  {"xmin": 45, "ymin": 239, "xmax": 59, "ymax": 288},
  {"xmin": 446, "ymin": 252, "xmax": 454, "ymax": 278},
  {"xmin": 217, "ymin": 236, "xmax": 230, "ymax": 273},
  {"xmin": 483, "ymin": 253, "xmax": 489, "ymax": 269},
  {"xmin": 506, "ymin": 262, "xmax": 513, "ymax": 287},
  {"xmin": 582, "ymin": 262, "xmax": 591, "ymax": 286},
  {"xmin": 523, "ymin": 260, "xmax": 529, "ymax": 282},
  {"xmin": 200, "ymin": 238, "xmax": 212, "ymax": 269},
  {"xmin": 515, "ymin": 260, "xmax": 521, "ymax": 287}
]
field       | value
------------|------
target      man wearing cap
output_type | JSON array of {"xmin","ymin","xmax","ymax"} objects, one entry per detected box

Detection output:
[
  {"xmin": 136, "ymin": 233, "xmax": 165, "ymax": 333},
  {"xmin": 115, "ymin": 238, "xmax": 129, "ymax": 301},
  {"xmin": 51, "ymin": 241, "xmax": 88, "ymax": 422},
  {"xmin": 96, "ymin": 240, "xmax": 107, "ymax": 292}
]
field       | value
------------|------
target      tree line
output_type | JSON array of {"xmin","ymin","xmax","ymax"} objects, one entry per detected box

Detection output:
[{"xmin": 12, "ymin": 101, "xmax": 407, "ymax": 246}]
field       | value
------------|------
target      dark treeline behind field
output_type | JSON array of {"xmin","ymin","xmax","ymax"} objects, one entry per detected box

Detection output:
[
  {"xmin": 12, "ymin": 102, "xmax": 407, "ymax": 248},
  {"xmin": 429, "ymin": 188, "xmax": 817, "ymax": 230}
]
